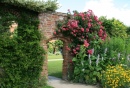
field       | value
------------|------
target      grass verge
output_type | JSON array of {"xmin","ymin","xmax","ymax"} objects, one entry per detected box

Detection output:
[
  {"xmin": 42, "ymin": 85, "xmax": 54, "ymax": 88},
  {"xmin": 48, "ymin": 60, "xmax": 62, "ymax": 78}
]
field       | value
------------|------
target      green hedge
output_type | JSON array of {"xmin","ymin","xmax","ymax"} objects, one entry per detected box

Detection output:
[
  {"xmin": 0, "ymin": 0, "xmax": 59, "ymax": 12},
  {"xmin": 0, "ymin": 5, "xmax": 45, "ymax": 88}
]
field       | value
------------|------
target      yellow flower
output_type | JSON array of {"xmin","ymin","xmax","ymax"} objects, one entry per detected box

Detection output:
[{"xmin": 101, "ymin": 64, "xmax": 130, "ymax": 88}]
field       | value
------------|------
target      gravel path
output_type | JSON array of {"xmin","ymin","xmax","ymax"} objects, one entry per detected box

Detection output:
[{"xmin": 48, "ymin": 76, "xmax": 100, "ymax": 88}]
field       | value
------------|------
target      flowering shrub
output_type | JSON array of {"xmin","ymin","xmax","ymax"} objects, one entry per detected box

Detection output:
[
  {"xmin": 71, "ymin": 45, "xmax": 127, "ymax": 84},
  {"xmin": 72, "ymin": 45, "xmax": 103, "ymax": 84},
  {"xmin": 100, "ymin": 65, "xmax": 130, "ymax": 88},
  {"xmin": 55, "ymin": 10, "xmax": 107, "ymax": 56},
  {"xmin": 55, "ymin": 10, "xmax": 130, "ymax": 85},
  {"xmin": 53, "ymin": 9, "xmax": 130, "ymax": 86},
  {"xmin": 55, "ymin": 10, "xmax": 109, "ymax": 84}
]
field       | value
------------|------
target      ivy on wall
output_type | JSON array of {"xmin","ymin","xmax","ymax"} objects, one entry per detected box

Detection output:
[{"xmin": 0, "ymin": 3, "xmax": 45, "ymax": 88}]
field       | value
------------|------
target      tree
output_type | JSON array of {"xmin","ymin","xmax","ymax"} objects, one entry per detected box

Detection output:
[
  {"xmin": 48, "ymin": 40, "xmax": 63, "ymax": 54},
  {"xmin": 99, "ymin": 16, "xmax": 127, "ymax": 38},
  {"xmin": 126, "ymin": 26, "xmax": 130, "ymax": 37}
]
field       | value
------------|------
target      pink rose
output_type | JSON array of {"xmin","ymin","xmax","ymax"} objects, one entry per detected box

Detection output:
[
  {"xmin": 98, "ymin": 29, "xmax": 103, "ymax": 37},
  {"xmin": 81, "ymin": 28, "xmax": 84, "ymax": 32},
  {"xmin": 88, "ymin": 49, "xmax": 93, "ymax": 55},
  {"xmin": 88, "ymin": 23, "xmax": 91, "ymax": 28},
  {"xmin": 84, "ymin": 40, "xmax": 89, "ymax": 47},
  {"xmin": 54, "ymin": 31, "xmax": 56, "ymax": 35},
  {"xmin": 86, "ymin": 28, "xmax": 89, "ymax": 32}
]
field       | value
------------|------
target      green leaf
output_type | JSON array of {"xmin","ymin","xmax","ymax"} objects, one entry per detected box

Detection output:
[
  {"xmin": 85, "ymin": 70, "xmax": 89, "ymax": 74},
  {"xmin": 72, "ymin": 57, "xmax": 77, "ymax": 61},
  {"xmin": 96, "ymin": 67, "xmax": 102, "ymax": 71}
]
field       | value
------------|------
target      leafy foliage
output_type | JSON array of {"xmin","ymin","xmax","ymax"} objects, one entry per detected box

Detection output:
[
  {"xmin": 72, "ymin": 44, "xmax": 128, "ymax": 84},
  {"xmin": 0, "ymin": 0, "xmax": 59, "ymax": 12},
  {"xmin": 47, "ymin": 40, "xmax": 63, "ymax": 54},
  {"xmin": 0, "ymin": 4, "xmax": 45, "ymax": 88},
  {"xmin": 99, "ymin": 16, "xmax": 127, "ymax": 38},
  {"xmin": 126, "ymin": 26, "xmax": 130, "ymax": 37},
  {"xmin": 72, "ymin": 46, "xmax": 102, "ymax": 84},
  {"xmin": 99, "ymin": 37, "xmax": 130, "ymax": 62}
]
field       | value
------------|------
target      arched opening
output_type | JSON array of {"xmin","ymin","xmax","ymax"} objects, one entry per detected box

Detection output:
[
  {"xmin": 41, "ymin": 37, "xmax": 71, "ymax": 80},
  {"xmin": 47, "ymin": 39, "xmax": 63, "ymax": 78}
]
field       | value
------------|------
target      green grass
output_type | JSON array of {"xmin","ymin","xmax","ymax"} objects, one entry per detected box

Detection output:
[
  {"xmin": 48, "ymin": 53, "xmax": 63, "ymax": 60},
  {"xmin": 42, "ymin": 85, "xmax": 54, "ymax": 88},
  {"xmin": 48, "ymin": 60, "xmax": 62, "ymax": 78}
]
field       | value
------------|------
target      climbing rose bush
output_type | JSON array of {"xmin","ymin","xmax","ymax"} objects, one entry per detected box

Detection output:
[
  {"xmin": 55, "ymin": 10, "xmax": 107, "ymax": 55},
  {"xmin": 55, "ymin": 10, "xmax": 108, "ymax": 84}
]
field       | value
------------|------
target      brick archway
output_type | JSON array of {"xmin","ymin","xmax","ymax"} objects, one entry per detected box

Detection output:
[
  {"xmin": 44, "ymin": 37, "xmax": 71, "ymax": 80},
  {"xmin": 38, "ymin": 12, "xmax": 72, "ymax": 80}
]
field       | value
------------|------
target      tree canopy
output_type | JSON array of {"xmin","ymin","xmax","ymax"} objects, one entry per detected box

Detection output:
[{"xmin": 99, "ymin": 16, "xmax": 127, "ymax": 38}]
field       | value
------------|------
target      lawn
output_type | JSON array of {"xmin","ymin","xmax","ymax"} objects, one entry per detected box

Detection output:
[
  {"xmin": 48, "ymin": 60, "xmax": 63, "ymax": 78},
  {"xmin": 48, "ymin": 52, "xmax": 63, "ymax": 60},
  {"xmin": 42, "ymin": 85, "xmax": 54, "ymax": 88}
]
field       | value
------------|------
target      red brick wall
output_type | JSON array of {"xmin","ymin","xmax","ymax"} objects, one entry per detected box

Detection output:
[{"xmin": 38, "ymin": 12, "xmax": 72, "ymax": 80}]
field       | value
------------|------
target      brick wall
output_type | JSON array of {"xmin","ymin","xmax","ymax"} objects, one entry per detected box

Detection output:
[{"xmin": 38, "ymin": 12, "xmax": 72, "ymax": 80}]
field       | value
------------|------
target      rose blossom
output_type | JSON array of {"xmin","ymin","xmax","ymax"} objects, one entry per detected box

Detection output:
[
  {"xmin": 84, "ymin": 40, "xmax": 89, "ymax": 47},
  {"xmin": 86, "ymin": 28, "xmax": 89, "ymax": 32},
  {"xmin": 81, "ymin": 28, "xmax": 84, "ymax": 32},
  {"xmin": 87, "ymin": 49, "xmax": 93, "ymax": 55}
]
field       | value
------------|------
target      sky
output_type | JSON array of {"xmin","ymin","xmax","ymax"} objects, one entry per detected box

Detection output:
[{"xmin": 56, "ymin": 0, "xmax": 130, "ymax": 26}]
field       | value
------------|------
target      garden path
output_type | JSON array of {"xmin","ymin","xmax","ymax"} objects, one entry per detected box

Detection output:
[
  {"xmin": 48, "ymin": 59, "xmax": 63, "ymax": 61},
  {"xmin": 48, "ymin": 76, "xmax": 99, "ymax": 88}
]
